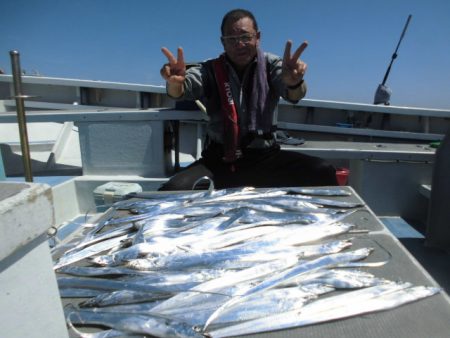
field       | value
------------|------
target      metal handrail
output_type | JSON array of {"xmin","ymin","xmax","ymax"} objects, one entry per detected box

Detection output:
[{"xmin": 10, "ymin": 50, "xmax": 33, "ymax": 182}]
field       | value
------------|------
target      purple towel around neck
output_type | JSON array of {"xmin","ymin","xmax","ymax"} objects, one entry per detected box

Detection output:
[{"xmin": 248, "ymin": 48, "xmax": 272, "ymax": 133}]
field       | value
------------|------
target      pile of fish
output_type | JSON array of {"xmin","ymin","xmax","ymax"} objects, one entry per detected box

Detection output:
[{"xmin": 53, "ymin": 187, "xmax": 440, "ymax": 338}]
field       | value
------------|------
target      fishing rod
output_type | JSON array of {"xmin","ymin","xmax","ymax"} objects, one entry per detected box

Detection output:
[{"xmin": 374, "ymin": 14, "xmax": 412, "ymax": 105}]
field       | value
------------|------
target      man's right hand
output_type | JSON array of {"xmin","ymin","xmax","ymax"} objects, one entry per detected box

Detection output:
[{"xmin": 160, "ymin": 47, "xmax": 186, "ymax": 84}]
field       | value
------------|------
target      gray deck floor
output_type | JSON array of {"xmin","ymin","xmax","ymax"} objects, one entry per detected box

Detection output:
[{"xmin": 381, "ymin": 216, "xmax": 450, "ymax": 294}]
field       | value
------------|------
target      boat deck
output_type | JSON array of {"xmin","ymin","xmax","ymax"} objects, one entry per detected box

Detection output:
[{"xmin": 51, "ymin": 186, "xmax": 450, "ymax": 338}]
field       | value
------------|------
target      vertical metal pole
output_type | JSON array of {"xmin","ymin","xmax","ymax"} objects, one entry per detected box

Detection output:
[
  {"xmin": 10, "ymin": 50, "xmax": 33, "ymax": 182},
  {"xmin": 0, "ymin": 151, "xmax": 6, "ymax": 180},
  {"xmin": 173, "ymin": 120, "xmax": 180, "ymax": 172}
]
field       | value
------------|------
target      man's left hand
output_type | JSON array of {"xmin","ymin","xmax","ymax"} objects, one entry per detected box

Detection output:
[{"xmin": 282, "ymin": 40, "xmax": 308, "ymax": 87}]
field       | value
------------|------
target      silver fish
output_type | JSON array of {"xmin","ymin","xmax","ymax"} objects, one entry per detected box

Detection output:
[
  {"xmin": 194, "ymin": 199, "xmax": 324, "ymax": 215},
  {"xmin": 209, "ymin": 240, "xmax": 353, "ymax": 270},
  {"xmin": 132, "ymin": 247, "xmax": 260, "ymax": 271},
  {"xmin": 286, "ymin": 187, "xmax": 352, "ymax": 196},
  {"xmin": 215, "ymin": 208, "xmax": 343, "ymax": 231},
  {"xmin": 80, "ymin": 207, "xmax": 119, "ymax": 242},
  {"xmin": 66, "ymin": 310, "xmax": 203, "ymax": 338},
  {"xmin": 169, "ymin": 285, "xmax": 333, "ymax": 327},
  {"xmin": 253, "ymin": 222, "xmax": 354, "ymax": 246},
  {"xmin": 59, "ymin": 288, "xmax": 105, "ymax": 298},
  {"xmin": 208, "ymin": 283, "xmax": 440, "ymax": 337},
  {"xmin": 256, "ymin": 194, "xmax": 363, "ymax": 208},
  {"xmin": 191, "ymin": 189, "xmax": 287, "ymax": 204},
  {"xmin": 62, "ymin": 222, "xmax": 136, "ymax": 255},
  {"xmin": 188, "ymin": 225, "xmax": 281, "ymax": 251},
  {"xmin": 117, "ymin": 190, "xmax": 211, "ymax": 204},
  {"xmin": 203, "ymin": 248, "xmax": 372, "ymax": 329},
  {"xmin": 79, "ymin": 289, "xmax": 172, "ymax": 308},
  {"xmin": 150, "ymin": 257, "xmax": 298, "ymax": 314},
  {"xmin": 83, "ymin": 301, "xmax": 164, "ymax": 314},
  {"xmin": 138, "ymin": 225, "xmax": 282, "ymax": 256},
  {"xmin": 67, "ymin": 319, "xmax": 145, "ymax": 337},
  {"xmin": 135, "ymin": 225, "xmax": 351, "ymax": 273},
  {"xmin": 89, "ymin": 242, "xmax": 174, "ymax": 267},
  {"xmin": 106, "ymin": 200, "xmax": 186, "ymax": 225},
  {"xmin": 239, "ymin": 248, "xmax": 372, "ymax": 297},
  {"xmin": 303, "ymin": 269, "xmax": 388, "ymax": 289},
  {"xmin": 256, "ymin": 199, "xmax": 328, "ymax": 213},
  {"xmin": 53, "ymin": 233, "xmax": 133, "ymax": 270},
  {"xmin": 57, "ymin": 276, "xmax": 175, "ymax": 294}
]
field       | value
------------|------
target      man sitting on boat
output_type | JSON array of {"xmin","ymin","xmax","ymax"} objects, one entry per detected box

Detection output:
[{"xmin": 159, "ymin": 8, "xmax": 337, "ymax": 190}]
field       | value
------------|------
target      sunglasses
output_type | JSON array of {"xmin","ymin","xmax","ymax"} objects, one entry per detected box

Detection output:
[{"xmin": 221, "ymin": 33, "xmax": 257, "ymax": 46}]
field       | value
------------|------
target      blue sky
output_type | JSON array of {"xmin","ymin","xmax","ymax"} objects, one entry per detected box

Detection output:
[{"xmin": 1, "ymin": 0, "xmax": 449, "ymax": 109}]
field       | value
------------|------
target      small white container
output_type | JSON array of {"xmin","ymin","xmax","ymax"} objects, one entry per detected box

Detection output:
[{"xmin": 93, "ymin": 181, "xmax": 142, "ymax": 207}]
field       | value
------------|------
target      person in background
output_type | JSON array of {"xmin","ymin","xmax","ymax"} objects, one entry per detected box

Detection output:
[{"xmin": 159, "ymin": 8, "xmax": 337, "ymax": 190}]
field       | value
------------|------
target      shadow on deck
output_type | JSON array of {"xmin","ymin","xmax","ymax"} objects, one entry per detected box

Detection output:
[
  {"xmin": 399, "ymin": 238, "xmax": 450, "ymax": 294},
  {"xmin": 1, "ymin": 143, "xmax": 82, "ymax": 177}
]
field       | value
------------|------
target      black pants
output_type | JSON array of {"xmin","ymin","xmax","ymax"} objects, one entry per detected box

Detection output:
[{"xmin": 159, "ymin": 142, "xmax": 338, "ymax": 191}]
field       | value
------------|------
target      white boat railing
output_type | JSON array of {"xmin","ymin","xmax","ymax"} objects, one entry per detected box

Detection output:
[{"xmin": 1, "ymin": 74, "xmax": 450, "ymax": 139}]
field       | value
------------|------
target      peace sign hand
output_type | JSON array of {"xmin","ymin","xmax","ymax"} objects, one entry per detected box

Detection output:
[
  {"xmin": 160, "ymin": 47, "xmax": 186, "ymax": 84},
  {"xmin": 282, "ymin": 40, "xmax": 308, "ymax": 87}
]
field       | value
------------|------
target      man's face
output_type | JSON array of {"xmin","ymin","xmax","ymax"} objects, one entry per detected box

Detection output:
[{"xmin": 221, "ymin": 17, "xmax": 260, "ymax": 70}]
